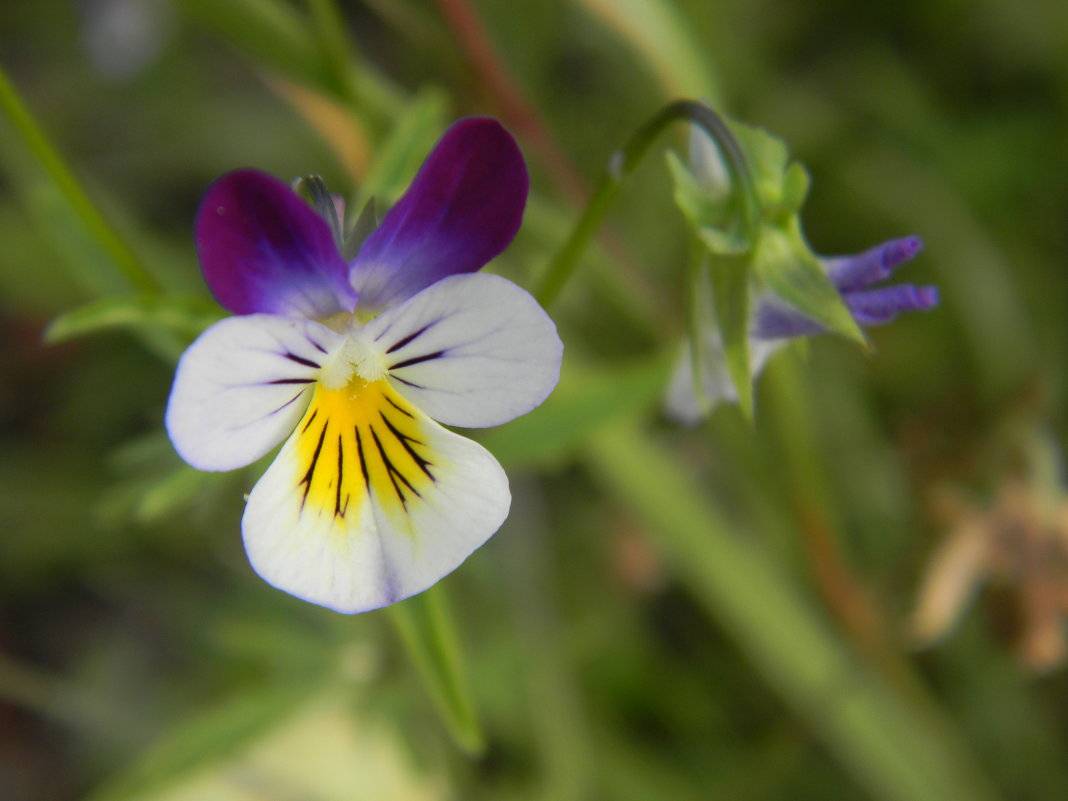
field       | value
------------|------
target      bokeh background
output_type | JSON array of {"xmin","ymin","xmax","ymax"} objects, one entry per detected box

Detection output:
[{"xmin": 3, "ymin": 1, "xmax": 1068, "ymax": 800}]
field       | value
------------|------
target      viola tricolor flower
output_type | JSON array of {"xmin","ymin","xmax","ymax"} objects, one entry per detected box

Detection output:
[
  {"xmin": 165, "ymin": 119, "xmax": 562, "ymax": 613},
  {"xmin": 665, "ymin": 236, "xmax": 938, "ymax": 424}
]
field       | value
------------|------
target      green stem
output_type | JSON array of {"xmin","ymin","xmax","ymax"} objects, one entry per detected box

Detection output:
[
  {"xmin": 386, "ymin": 585, "xmax": 484, "ymax": 755},
  {"xmin": 535, "ymin": 99, "xmax": 758, "ymax": 308},
  {"xmin": 0, "ymin": 65, "xmax": 159, "ymax": 294}
]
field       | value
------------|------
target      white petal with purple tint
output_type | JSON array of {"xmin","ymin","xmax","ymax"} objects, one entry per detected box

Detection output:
[
  {"xmin": 664, "ymin": 332, "xmax": 783, "ymax": 425},
  {"xmin": 365, "ymin": 273, "xmax": 563, "ymax": 428},
  {"xmin": 165, "ymin": 314, "xmax": 341, "ymax": 471}
]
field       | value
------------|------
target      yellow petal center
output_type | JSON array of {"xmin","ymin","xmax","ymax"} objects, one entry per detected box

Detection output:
[{"xmin": 294, "ymin": 379, "xmax": 436, "ymax": 526}]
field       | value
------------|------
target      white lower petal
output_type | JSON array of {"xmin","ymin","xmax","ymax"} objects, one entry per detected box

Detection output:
[
  {"xmin": 241, "ymin": 380, "xmax": 509, "ymax": 613},
  {"xmin": 165, "ymin": 314, "xmax": 341, "ymax": 471},
  {"xmin": 363, "ymin": 273, "xmax": 563, "ymax": 428}
]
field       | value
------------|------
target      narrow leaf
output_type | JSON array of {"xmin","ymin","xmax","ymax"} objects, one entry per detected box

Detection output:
[
  {"xmin": 0, "ymin": 66, "xmax": 157, "ymax": 294},
  {"xmin": 585, "ymin": 424, "xmax": 1000, "ymax": 801},
  {"xmin": 46, "ymin": 295, "xmax": 224, "ymax": 346},
  {"xmin": 577, "ymin": 0, "xmax": 720, "ymax": 102},
  {"xmin": 479, "ymin": 354, "xmax": 673, "ymax": 469},
  {"xmin": 358, "ymin": 88, "xmax": 448, "ymax": 205},
  {"xmin": 175, "ymin": 0, "xmax": 332, "ymax": 92}
]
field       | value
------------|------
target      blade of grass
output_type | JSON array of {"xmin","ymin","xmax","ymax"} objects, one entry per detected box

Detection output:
[
  {"xmin": 0, "ymin": 65, "xmax": 158, "ymax": 294},
  {"xmin": 585, "ymin": 423, "xmax": 1000, "ymax": 801}
]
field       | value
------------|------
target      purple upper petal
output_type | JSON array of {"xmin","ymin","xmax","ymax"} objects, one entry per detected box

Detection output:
[
  {"xmin": 826, "ymin": 236, "xmax": 923, "ymax": 291},
  {"xmin": 350, "ymin": 118, "xmax": 529, "ymax": 310},
  {"xmin": 195, "ymin": 169, "xmax": 357, "ymax": 318}
]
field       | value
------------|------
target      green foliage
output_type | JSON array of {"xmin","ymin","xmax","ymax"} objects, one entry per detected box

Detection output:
[
  {"xmin": 45, "ymin": 295, "xmax": 223, "ymax": 350},
  {"xmin": 2, "ymin": 1, "xmax": 1066, "ymax": 800},
  {"xmin": 87, "ymin": 685, "xmax": 315, "ymax": 801}
]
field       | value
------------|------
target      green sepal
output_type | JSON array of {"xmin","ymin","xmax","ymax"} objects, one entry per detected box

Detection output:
[
  {"xmin": 753, "ymin": 218, "xmax": 866, "ymax": 346},
  {"xmin": 727, "ymin": 119, "xmax": 789, "ymax": 211},
  {"xmin": 780, "ymin": 162, "xmax": 811, "ymax": 217},
  {"xmin": 665, "ymin": 150, "xmax": 749, "ymax": 255},
  {"xmin": 710, "ymin": 255, "xmax": 753, "ymax": 419}
]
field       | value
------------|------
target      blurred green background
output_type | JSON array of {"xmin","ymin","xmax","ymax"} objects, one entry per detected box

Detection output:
[{"xmin": 3, "ymin": 1, "xmax": 1068, "ymax": 800}]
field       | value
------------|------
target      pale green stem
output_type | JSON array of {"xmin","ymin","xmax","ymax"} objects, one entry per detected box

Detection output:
[
  {"xmin": 535, "ymin": 99, "xmax": 758, "ymax": 308},
  {"xmin": 0, "ymin": 65, "xmax": 159, "ymax": 294},
  {"xmin": 386, "ymin": 585, "xmax": 485, "ymax": 755}
]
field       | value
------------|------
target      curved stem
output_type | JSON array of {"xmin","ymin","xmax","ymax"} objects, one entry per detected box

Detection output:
[{"xmin": 535, "ymin": 99, "xmax": 759, "ymax": 308}]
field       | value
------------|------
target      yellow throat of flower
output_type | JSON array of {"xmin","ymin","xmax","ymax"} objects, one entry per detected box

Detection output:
[{"xmin": 294, "ymin": 379, "xmax": 437, "ymax": 527}]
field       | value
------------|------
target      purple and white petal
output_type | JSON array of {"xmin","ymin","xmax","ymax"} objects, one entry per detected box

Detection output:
[
  {"xmin": 349, "ymin": 118, "xmax": 529, "ymax": 311},
  {"xmin": 165, "ymin": 314, "xmax": 342, "ymax": 471},
  {"xmin": 826, "ymin": 236, "xmax": 923, "ymax": 291},
  {"xmin": 363, "ymin": 273, "xmax": 563, "ymax": 428},
  {"xmin": 196, "ymin": 169, "xmax": 357, "ymax": 318}
]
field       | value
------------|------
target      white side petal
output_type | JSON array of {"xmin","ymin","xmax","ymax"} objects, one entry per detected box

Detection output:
[
  {"xmin": 241, "ymin": 381, "xmax": 509, "ymax": 613},
  {"xmin": 663, "ymin": 331, "xmax": 784, "ymax": 425},
  {"xmin": 363, "ymin": 273, "xmax": 563, "ymax": 428},
  {"xmin": 165, "ymin": 314, "xmax": 342, "ymax": 471}
]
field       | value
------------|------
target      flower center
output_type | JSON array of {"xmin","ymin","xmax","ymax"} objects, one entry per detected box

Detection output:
[{"xmin": 320, "ymin": 332, "xmax": 388, "ymax": 390}]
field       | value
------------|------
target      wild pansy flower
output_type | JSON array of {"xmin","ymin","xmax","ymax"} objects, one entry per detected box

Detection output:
[
  {"xmin": 165, "ymin": 119, "xmax": 563, "ymax": 613},
  {"xmin": 665, "ymin": 236, "xmax": 938, "ymax": 423},
  {"xmin": 664, "ymin": 123, "xmax": 938, "ymax": 424}
]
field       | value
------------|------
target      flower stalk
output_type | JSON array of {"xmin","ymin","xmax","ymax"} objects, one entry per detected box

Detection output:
[{"xmin": 535, "ymin": 99, "xmax": 758, "ymax": 308}]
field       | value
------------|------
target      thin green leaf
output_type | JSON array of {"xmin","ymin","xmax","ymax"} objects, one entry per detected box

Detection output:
[
  {"xmin": 358, "ymin": 88, "xmax": 448, "ymax": 206},
  {"xmin": 306, "ymin": 0, "xmax": 361, "ymax": 100},
  {"xmin": 577, "ymin": 0, "xmax": 720, "ymax": 102},
  {"xmin": 387, "ymin": 585, "xmax": 484, "ymax": 755},
  {"xmin": 0, "ymin": 66, "xmax": 158, "ymax": 294},
  {"xmin": 478, "ymin": 354, "xmax": 674, "ymax": 470},
  {"xmin": 585, "ymin": 424, "xmax": 1000, "ymax": 801},
  {"xmin": 45, "ymin": 295, "xmax": 224, "ymax": 347},
  {"xmin": 175, "ymin": 0, "xmax": 332, "ymax": 92}
]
